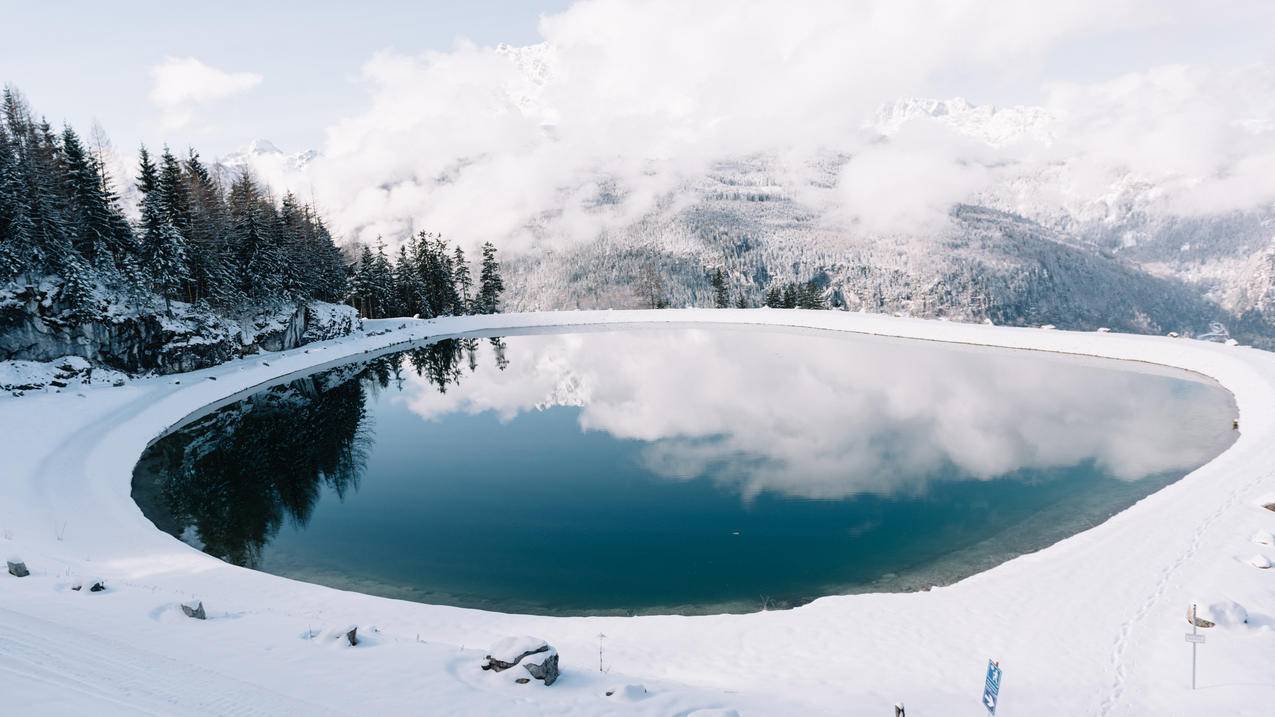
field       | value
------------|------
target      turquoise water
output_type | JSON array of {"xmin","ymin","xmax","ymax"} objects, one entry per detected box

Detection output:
[{"xmin": 132, "ymin": 326, "xmax": 1237, "ymax": 615}]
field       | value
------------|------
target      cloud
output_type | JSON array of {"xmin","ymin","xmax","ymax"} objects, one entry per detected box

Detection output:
[
  {"xmin": 149, "ymin": 57, "xmax": 262, "ymax": 130},
  {"xmin": 1041, "ymin": 63, "xmax": 1275, "ymax": 215},
  {"xmin": 229, "ymin": 0, "xmax": 1274, "ymax": 252},
  {"xmin": 294, "ymin": 0, "xmax": 1145, "ymax": 250}
]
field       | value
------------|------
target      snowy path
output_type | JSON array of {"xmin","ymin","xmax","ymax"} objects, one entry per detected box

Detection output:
[{"xmin": 3, "ymin": 308, "xmax": 1274, "ymax": 716}]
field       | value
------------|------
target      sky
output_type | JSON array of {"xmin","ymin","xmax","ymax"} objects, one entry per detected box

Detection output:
[
  {"xmin": 1, "ymin": 0, "xmax": 570, "ymax": 156},
  {"xmin": 4, "ymin": 0, "xmax": 1274, "ymax": 249}
]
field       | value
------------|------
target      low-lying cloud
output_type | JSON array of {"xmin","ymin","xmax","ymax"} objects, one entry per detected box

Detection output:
[{"xmin": 239, "ymin": 0, "xmax": 1275, "ymax": 252}]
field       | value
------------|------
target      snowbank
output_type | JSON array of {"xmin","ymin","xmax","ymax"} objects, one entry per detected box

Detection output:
[{"xmin": 2, "ymin": 308, "xmax": 1274, "ymax": 716}]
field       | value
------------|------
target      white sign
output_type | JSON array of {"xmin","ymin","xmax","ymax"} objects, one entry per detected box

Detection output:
[{"xmin": 1185, "ymin": 633, "xmax": 1206, "ymax": 644}]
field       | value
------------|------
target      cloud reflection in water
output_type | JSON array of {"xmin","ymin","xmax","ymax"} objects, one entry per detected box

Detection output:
[{"xmin": 397, "ymin": 327, "xmax": 1235, "ymax": 499}]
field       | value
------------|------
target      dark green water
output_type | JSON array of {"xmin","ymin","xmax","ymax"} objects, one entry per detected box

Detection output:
[{"xmin": 132, "ymin": 325, "xmax": 1237, "ymax": 615}]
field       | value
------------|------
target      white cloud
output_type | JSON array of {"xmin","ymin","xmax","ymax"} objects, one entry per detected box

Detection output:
[
  {"xmin": 232, "ymin": 0, "xmax": 1275, "ymax": 251},
  {"xmin": 149, "ymin": 57, "xmax": 262, "ymax": 130}
]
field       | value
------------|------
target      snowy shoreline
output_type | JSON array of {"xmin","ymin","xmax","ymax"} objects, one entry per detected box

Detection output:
[{"xmin": 3, "ymin": 308, "xmax": 1274, "ymax": 716}]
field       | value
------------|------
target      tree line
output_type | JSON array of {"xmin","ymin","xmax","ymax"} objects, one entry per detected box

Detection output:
[
  {"xmin": 0, "ymin": 87, "xmax": 348, "ymax": 318},
  {"xmin": 0, "ymin": 85, "xmax": 505, "ymax": 324},
  {"xmin": 348, "ymin": 232, "xmax": 503, "ymax": 319},
  {"xmin": 708, "ymin": 266, "xmax": 827, "ymax": 310}
]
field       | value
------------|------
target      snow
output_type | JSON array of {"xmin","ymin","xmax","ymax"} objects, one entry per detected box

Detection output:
[
  {"xmin": 0, "ymin": 355, "xmax": 129, "ymax": 394},
  {"xmin": 489, "ymin": 635, "xmax": 550, "ymax": 663},
  {"xmin": 2, "ymin": 308, "xmax": 1275, "ymax": 715}
]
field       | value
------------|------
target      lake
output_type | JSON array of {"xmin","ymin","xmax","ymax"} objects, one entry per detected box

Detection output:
[{"xmin": 132, "ymin": 325, "xmax": 1238, "ymax": 615}]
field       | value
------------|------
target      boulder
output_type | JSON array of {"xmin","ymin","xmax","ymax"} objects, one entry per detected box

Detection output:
[
  {"xmin": 482, "ymin": 636, "xmax": 559, "ymax": 686},
  {"xmin": 7, "ymin": 559, "xmax": 28, "ymax": 577},
  {"xmin": 181, "ymin": 600, "xmax": 206, "ymax": 620},
  {"xmin": 344, "ymin": 625, "xmax": 359, "ymax": 647},
  {"xmin": 522, "ymin": 647, "xmax": 559, "ymax": 686}
]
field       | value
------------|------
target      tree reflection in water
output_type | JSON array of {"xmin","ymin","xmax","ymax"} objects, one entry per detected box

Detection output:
[{"xmin": 133, "ymin": 338, "xmax": 506, "ymax": 567}]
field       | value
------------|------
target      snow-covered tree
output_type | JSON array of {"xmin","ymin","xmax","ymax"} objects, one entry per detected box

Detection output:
[{"xmin": 477, "ymin": 241, "xmax": 504, "ymax": 314}]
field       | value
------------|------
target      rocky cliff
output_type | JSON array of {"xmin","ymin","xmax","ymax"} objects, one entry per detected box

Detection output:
[{"xmin": 0, "ymin": 281, "xmax": 361, "ymax": 376}]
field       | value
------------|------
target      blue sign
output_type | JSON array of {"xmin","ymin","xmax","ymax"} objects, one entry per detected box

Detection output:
[{"xmin": 982, "ymin": 660, "xmax": 1002, "ymax": 714}]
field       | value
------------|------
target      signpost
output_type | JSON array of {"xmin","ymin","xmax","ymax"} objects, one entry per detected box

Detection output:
[
  {"xmin": 1186, "ymin": 604, "xmax": 1206, "ymax": 690},
  {"xmin": 982, "ymin": 659, "xmax": 1002, "ymax": 714}
]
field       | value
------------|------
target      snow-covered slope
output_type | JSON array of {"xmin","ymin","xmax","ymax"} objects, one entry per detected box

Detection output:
[{"xmin": 2, "ymin": 310, "xmax": 1275, "ymax": 716}]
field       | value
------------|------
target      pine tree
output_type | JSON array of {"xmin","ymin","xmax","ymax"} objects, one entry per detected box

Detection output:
[
  {"xmin": 183, "ymin": 149, "xmax": 238, "ymax": 306},
  {"xmin": 452, "ymin": 245, "xmax": 473, "ymax": 314},
  {"xmin": 60, "ymin": 254, "xmax": 98, "ymax": 322},
  {"xmin": 350, "ymin": 245, "xmax": 377, "ymax": 317},
  {"xmin": 228, "ymin": 173, "xmax": 282, "ymax": 300},
  {"xmin": 395, "ymin": 245, "xmax": 428, "ymax": 317},
  {"xmin": 764, "ymin": 286, "xmax": 783, "ymax": 308},
  {"xmin": 60, "ymin": 126, "xmax": 130, "ymax": 273},
  {"xmin": 710, "ymin": 267, "xmax": 728, "ymax": 308},
  {"xmin": 371, "ymin": 240, "xmax": 395, "ymax": 317},
  {"xmin": 781, "ymin": 283, "xmax": 798, "ymax": 308},
  {"xmin": 797, "ymin": 279, "xmax": 826, "ymax": 309},
  {"xmin": 477, "ymin": 241, "xmax": 504, "ymax": 314},
  {"xmin": 145, "ymin": 219, "xmax": 190, "ymax": 314}
]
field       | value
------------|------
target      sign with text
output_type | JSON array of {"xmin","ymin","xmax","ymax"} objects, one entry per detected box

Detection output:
[{"xmin": 982, "ymin": 660, "xmax": 1003, "ymax": 714}]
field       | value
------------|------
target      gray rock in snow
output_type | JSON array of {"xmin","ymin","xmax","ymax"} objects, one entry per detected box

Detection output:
[
  {"xmin": 71, "ymin": 577, "xmax": 106, "ymax": 592},
  {"xmin": 181, "ymin": 600, "xmax": 206, "ymax": 620},
  {"xmin": 522, "ymin": 649, "xmax": 560, "ymax": 686},
  {"xmin": 7, "ymin": 560, "xmax": 28, "ymax": 577},
  {"xmin": 481, "ymin": 636, "xmax": 560, "ymax": 685},
  {"xmin": 344, "ymin": 626, "xmax": 359, "ymax": 646}
]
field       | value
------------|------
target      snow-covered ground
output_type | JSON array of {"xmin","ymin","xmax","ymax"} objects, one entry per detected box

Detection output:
[{"xmin": 2, "ymin": 309, "xmax": 1273, "ymax": 716}]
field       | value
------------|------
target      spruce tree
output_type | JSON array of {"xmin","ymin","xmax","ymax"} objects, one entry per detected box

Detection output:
[
  {"xmin": 452, "ymin": 245, "xmax": 473, "ymax": 314},
  {"xmin": 395, "ymin": 245, "xmax": 427, "ymax": 317},
  {"xmin": 146, "ymin": 219, "xmax": 190, "ymax": 314},
  {"xmin": 710, "ymin": 267, "xmax": 728, "ymax": 308},
  {"xmin": 228, "ymin": 173, "xmax": 282, "ymax": 300},
  {"xmin": 350, "ymin": 245, "xmax": 377, "ymax": 317},
  {"xmin": 764, "ymin": 286, "xmax": 783, "ymax": 308},
  {"xmin": 477, "ymin": 241, "xmax": 503, "ymax": 314}
]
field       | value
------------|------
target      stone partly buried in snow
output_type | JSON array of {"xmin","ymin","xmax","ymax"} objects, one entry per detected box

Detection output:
[
  {"xmin": 1187, "ymin": 600, "xmax": 1250, "ymax": 628},
  {"xmin": 181, "ymin": 600, "xmax": 206, "ymax": 620},
  {"xmin": 71, "ymin": 576, "xmax": 105, "ymax": 592},
  {"xmin": 481, "ymin": 636, "xmax": 560, "ymax": 686},
  {"xmin": 7, "ymin": 558, "xmax": 28, "ymax": 577}
]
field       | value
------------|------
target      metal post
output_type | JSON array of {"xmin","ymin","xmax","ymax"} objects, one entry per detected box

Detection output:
[{"xmin": 1191, "ymin": 604, "xmax": 1198, "ymax": 690}]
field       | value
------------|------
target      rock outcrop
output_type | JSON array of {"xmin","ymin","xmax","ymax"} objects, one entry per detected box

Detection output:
[{"xmin": 0, "ymin": 282, "xmax": 361, "ymax": 377}]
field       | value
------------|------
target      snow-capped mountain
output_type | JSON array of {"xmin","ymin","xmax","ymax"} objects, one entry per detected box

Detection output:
[
  {"xmin": 871, "ymin": 97, "xmax": 1056, "ymax": 148},
  {"xmin": 213, "ymin": 139, "xmax": 318, "ymax": 189}
]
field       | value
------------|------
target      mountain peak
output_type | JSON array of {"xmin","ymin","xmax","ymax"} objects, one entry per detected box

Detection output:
[{"xmin": 244, "ymin": 139, "xmax": 282, "ymax": 155}]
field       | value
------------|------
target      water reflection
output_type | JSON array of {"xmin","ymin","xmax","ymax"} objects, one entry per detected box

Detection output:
[
  {"xmin": 397, "ymin": 328, "xmax": 1235, "ymax": 499},
  {"xmin": 131, "ymin": 327, "xmax": 1236, "ymax": 611},
  {"xmin": 137, "ymin": 338, "xmax": 498, "ymax": 567}
]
